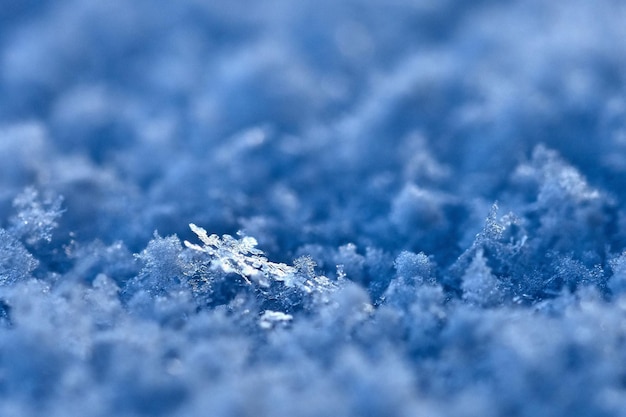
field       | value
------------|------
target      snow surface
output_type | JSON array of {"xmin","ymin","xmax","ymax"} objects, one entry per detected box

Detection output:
[{"xmin": 1, "ymin": 0, "xmax": 626, "ymax": 416}]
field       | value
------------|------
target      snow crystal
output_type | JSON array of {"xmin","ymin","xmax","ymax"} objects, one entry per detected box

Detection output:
[{"xmin": 0, "ymin": 0, "xmax": 625, "ymax": 416}]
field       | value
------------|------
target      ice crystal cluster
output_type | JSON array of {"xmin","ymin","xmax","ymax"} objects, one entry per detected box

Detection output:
[{"xmin": 1, "ymin": 0, "xmax": 626, "ymax": 416}]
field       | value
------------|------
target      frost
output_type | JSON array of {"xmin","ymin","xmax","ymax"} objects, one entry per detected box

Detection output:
[
  {"xmin": 293, "ymin": 255, "xmax": 317, "ymax": 280},
  {"xmin": 9, "ymin": 187, "xmax": 63, "ymax": 246},
  {"xmin": 0, "ymin": 229, "xmax": 38, "ymax": 286},
  {"xmin": 394, "ymin": 251, "xmax": 436, "ymax": 286},
  {"xmin": 0, "ymin": 0, "xmax": 625, "ymax": 416},
  {"xmin": 184, "ymin": 223, "xmax": 296, "ymax": 286},
  {"xmin": 461, "ymin": 249, "xmax": 504, "ymax": 307},
  {"xmin": 529, "ymin": 145, "xmax": 602, "ymax": 204},
  {"xmin": 126, "ymin": 233, "xmax": 186, "ymax": 297}
]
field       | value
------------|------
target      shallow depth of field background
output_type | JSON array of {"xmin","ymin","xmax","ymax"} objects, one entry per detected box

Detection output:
[{"xmin": 0, "ymin": 1, "xmax": 626, "ymax": 416}]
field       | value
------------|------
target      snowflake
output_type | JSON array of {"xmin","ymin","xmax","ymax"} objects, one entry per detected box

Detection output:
[{"xmin": 184, "ymin": 223, "xmax": 295, "ymax": 286}]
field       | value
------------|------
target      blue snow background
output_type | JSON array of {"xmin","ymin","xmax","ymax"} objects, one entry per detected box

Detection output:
[{"xmin": 1, "ymin": 0, "xmax": 626, "ymax": 416}]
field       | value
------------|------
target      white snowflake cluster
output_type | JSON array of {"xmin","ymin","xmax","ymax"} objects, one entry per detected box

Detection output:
[{"xmin": 184, "ymin": 223, "xmax": 296, "ymax": 286}]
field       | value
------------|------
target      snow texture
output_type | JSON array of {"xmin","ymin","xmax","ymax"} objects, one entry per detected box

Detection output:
[{"xmin": 0, "ymin": 0, "xmax": 625, "ymax": 416}]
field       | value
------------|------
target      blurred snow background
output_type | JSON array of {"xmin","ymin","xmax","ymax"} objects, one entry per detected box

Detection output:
[{"xmin": 0, "ymin": 1, "xmax": 625, "ymax": 416}]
